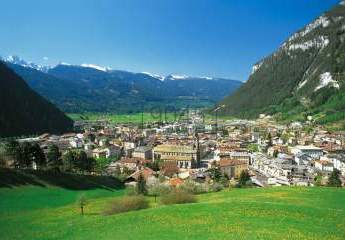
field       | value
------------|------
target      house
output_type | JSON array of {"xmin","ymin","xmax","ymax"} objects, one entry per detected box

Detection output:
[
  {"xmin": 314, "ymin": 160, "xmax": 334, "ymax": 172},
  {"xmin": 92, "ymin": 145, "xmax": 121, "ymax": 159},
  {"xmin": 322, "ymin": 154, "xmax": 345, "ymax": 175},
  {"xmin": 132, "ymin": 146, "xmax": 153, "ymax": 160},
  {"xmin": 118, "ymin": 157, "xmax": 151, "ymax": 171},
  {"xmin": 126, "ymin": 167, "xmax": 155, "ymax": 182},
  {"xmin": 219, "ymin": 159, "xmax": 248, "ymax": 179}
]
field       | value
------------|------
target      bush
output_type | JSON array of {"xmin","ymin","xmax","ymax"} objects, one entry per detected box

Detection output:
[
  {"xmin": 178, "ymin": 180, "xmax": 208, "ymax": 194},
  {"xmin": 103, "ymin": 195, "xmax": 149, "ymax": 215},
  {"xmin": 211, "ymin": 182, "xmax": 224, "ymax": 192},
  {"xmin": 147, "ymin": 182, "xmax": 171, "ymax": 196},
  {"xmin": 160, "ymin": 190, "xmax": 197, "ymax": 205}
]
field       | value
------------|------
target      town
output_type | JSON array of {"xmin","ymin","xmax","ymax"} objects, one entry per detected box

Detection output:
[{"xmin": 1, "ymin": 110, "xmax": 344, "ymax": 189}]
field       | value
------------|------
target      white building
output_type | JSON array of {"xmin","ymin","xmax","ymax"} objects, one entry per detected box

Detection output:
[
  {"xmin": 314, "ymin": 160, "xmax": 334, "ymax": 172},
  {"xmin": 291, "ymin": 145, "xmax": 323, "ymax": 159}
]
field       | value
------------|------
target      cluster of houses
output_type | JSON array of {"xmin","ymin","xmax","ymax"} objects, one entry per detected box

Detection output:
[{"xmin": 5, "ymin": 111, "xmax": 345, "ymax": 187}]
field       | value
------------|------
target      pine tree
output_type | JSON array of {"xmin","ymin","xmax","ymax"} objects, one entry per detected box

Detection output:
[
  {"xmin": 47, "ymin": 144, "xmax": 62, "ymax": 170},
  {"xmin": 328, "ymin": 169, "xmax": 342, "ymax": 187}
]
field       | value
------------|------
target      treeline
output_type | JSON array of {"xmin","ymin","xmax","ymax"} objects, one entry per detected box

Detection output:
[{"xmin": 2, "ymin": 141, "xmax": 99, "ymax": 173}]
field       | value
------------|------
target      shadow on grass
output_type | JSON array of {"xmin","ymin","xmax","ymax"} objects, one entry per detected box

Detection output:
[{"xmin": 0, "ymin": 168, "xmax": 124, "ymax": 191}]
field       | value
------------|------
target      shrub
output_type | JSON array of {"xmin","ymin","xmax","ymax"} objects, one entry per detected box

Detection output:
[
  {"xmin": 160, "ymin": 190, "xmax": 197, "ymax": 205},
  {"xmin": 147, "ymin": 182, "xmax": 171, "ymax": 196},
  {"xmin": 103, "ymin": 195, "xmax": 149, "ymax": 215},
  {"xmin": 178, "ymin": 180, "xmax": 208, "ymax": 194},
  {"xmin": 211, "ymin": 182, "xmax": 224, "ymax": 192}
]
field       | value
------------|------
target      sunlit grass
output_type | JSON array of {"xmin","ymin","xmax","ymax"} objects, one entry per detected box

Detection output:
[{"xmin": 1, "ymin": 186, "xmax": 344, "ymax": 240}]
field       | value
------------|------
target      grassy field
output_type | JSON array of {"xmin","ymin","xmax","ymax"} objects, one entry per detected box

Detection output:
[
  {"xmin": 68, "ymin": 112, "xmax": 185, "ymax": 123},
  {"xmin": 68, "ymin": 112, "xmax": 237, "ymax": 124},
  {"xmin": 1, "ymin": 170, "xmax": 344, "ymax": 240}
]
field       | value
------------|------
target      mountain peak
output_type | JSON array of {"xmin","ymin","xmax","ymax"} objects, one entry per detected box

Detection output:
[
  {"xmin": 2, "ymin": 55, "xmax": 51, "ymax": 72},
  {"xmin": 80, "ymin": 63, "xmax": 111, "ymax": 72}
]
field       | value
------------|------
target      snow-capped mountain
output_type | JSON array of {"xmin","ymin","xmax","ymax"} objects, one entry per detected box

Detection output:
[
  {"xmin": 1, "ymin": 55, "xmax": 51, "ymax": 72},
  {"xmin": 219, "ymin": 1, "xmax": 345, "ymax": 121},
  {"xmin": 1, "ymin": 54, "xmax": 230, "ymax": 83},
  {"xmin": 2, "ymin": 55, "xmax": 242, "ymax": 113}
]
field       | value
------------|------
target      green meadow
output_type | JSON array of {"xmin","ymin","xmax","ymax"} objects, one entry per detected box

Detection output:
[
  {"xmin": 0, "ymin": 169, "xmax": 344, "ymax": 240},
  {"xmin": 68, "ymin": 112, "xmax": 183, "ymax": 123},
  {"xmin": 67, "ymin": 112, "xmax": 236, "ymax": 124}
]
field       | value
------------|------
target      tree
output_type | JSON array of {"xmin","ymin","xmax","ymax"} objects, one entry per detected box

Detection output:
[
  {"xmin": 208, "ymin": 161, "xmax": 222, "ymax": 182},
  {"xmin": 47, "ymin": 144, "xmax": 62, "ymax": 170},
  {"xmin": 314, "ymin": 174, "xmax": 323, "ymax": 186},
  {"xmin": 239, "ymin": 170, "xmax": 251, "ymax": 186},
  {"xmin": 328, "ymin": 169, "xmax": 342, "ymax": 187},
  {"xmin": 136, "ymin": 173, "xmax": 147, "ymax": 195},
  {"xmin": 30, "ymin": 143, "xmax": 46, "ymax": 169},
  {"xmin": 94, "ymin": 157, "xmax": 112, "ymax": 173},
  {"xmin": 247, "ymin": 143, "xmax": 259, "ymax": 153},
  {"xmin": 78, "ymin": 194, "xmax": 87, "ymax": 215},
  {"xmin": 273, "ymin": 149, "xmax": 279, "ymax": 158},
  {"xmin": 76, "ymin": 151, "xmax": 88, "ymax": 172},
  {"xmin": 266, "ymin": 132, "xmax": 273, "ymax": 147},
  {"xmin": 21, "ymin": 142, "xmax": 34, "ymax": 168},
  {"xmin": 4, "ymin": 140, "xmax": 21, "ymax": 168},
  {"xmin": 62, "ymin": 150, "xmax": 77, "ymax": 172}
]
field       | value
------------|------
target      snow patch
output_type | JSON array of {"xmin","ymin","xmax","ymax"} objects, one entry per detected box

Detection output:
[
  {"xmin": 141, "ymin": 72, "xmax": 164, "ymax": 81},
  {"xmin": 334, "ymin": 16, "xmax": 344, "ymax": 22},
  {"xmin": 289, "ymin": 16, "xmax": 330, "ymax": 41},
  {"xmin": 340, "ymin": 1, "xmax": 345, "ymax": 6},
  {"xmin": 3, "ymin": 55, "xmax": 50, "ymax": 72},
  {"xmin": 251, "ymin": 62, "xmax": 263, "ymax": 75},
  {"xmin": 287, "ymin": 36, "xmax": 329, "ymax": 51},
  {"xmin": 169, "ymin": 74, "xmax": 189, "ymax": 80},
  {"xmin": 80, "ymin": 64, "xmax": 111, "ymax": 72},
  {"xmin": 59, "ymin": 62, "xmax": 71, "ymax": 66},
  {"xmin": 315, "ymin": 72, "xmax": 339, "ymax": 91}
]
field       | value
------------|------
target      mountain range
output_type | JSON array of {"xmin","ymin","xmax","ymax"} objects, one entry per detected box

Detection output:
[
  {"xmin": 219, "ymin": 1, "xmax": 345, "ymax": 126},
  {"xmin": 2, "ymin": 56, "xmax": 242, "ymax": 113},
  {"xmin": 0, "ymin": 62, "xmax": 73, "ymax": 138}
]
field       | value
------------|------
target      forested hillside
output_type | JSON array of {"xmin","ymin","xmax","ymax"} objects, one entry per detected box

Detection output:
[
  {"xmin": 0, "ymin": 62, "xmax": 73, "ymax": 137},
  {"xmin": 219, "ymin": 1, "xmax": 345, "ymax": 126}
]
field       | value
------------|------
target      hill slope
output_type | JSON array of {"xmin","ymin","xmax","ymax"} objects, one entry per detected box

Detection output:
[
  {"xmin": 0, "ymin": 62, "xmax": 73, "ymax": 137},
  {"xmin": 219, "ymin": 1, "xmax": 345, "ymax": 124},
  {"xmin": 0, "ymin": 178, "xmax": 344, "ymax": 240}
]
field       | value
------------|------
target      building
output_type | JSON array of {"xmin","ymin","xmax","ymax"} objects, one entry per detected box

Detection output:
[
  {"xmin": 322, "ymin": 154, "xmax": 345, "ymax": 175},
  {"xmin": 314, "ymin": 160, "xmax": 334, "ymax": 172},
  {"xmin": 92, "ymin": 146, "xmax": 121, "ymax": 159},
  {"xmin": 229, "ymin": 151, "xmax": 251, "ymax": 163},
  {"xmin": 117, "ymin": 157, "xmax": 151, "ymax": 171},
  {"xmin": 219, "ymin": 159, "xmax": 248, "ymax": 179},
  {"xmin": 291, "ymin": 145, "xmax": 324, "ymax": 159},
  {"xmin": 153, "ymin": 144, "xmax": 203, "ymax": 169},
  {"xmin": 132, "ymin": 146, "xmax": 153, "ymax": 160}
]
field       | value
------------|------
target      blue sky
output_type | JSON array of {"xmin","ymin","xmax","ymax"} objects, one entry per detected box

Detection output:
[{"xmin": 0, "ymin": 0, "xmax": 340, "ymax": 81}]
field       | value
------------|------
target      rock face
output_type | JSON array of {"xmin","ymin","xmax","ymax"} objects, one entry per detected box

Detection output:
[
  {"xmin": 0, "ymin": 62, "xmax": 73, "ymax": 137},
  {"xmin": 219, "ymin": 2, "xmax": 345, "ymax": 122}
]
